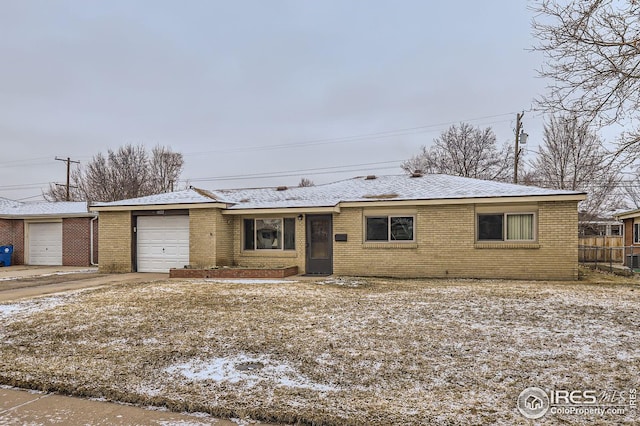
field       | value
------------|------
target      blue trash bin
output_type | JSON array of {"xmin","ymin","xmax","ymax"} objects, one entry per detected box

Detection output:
[{"xmin": 0, "ymin": 245, "xmax": 13, "ymax": 267}]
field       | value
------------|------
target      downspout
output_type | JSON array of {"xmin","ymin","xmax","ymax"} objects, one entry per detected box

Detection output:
[{"xmin": 90, "ymin": 215, "xmax": 98, "ymax": 266}]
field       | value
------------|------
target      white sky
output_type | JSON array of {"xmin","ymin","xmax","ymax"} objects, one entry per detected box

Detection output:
[{"xmin": 0, "ymin": 1, "xmax": 565, "ymax": 201}]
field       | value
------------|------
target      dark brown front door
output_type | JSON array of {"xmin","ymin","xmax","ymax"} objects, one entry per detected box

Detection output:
[{"xmin": 306, "ymin": 214, "xmax": 332, "ymax": 275}]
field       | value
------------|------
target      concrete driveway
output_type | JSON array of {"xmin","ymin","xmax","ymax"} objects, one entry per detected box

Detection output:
[{"xmin": 0, "ymin": 266, "xmax": 166, "ymax": 302}]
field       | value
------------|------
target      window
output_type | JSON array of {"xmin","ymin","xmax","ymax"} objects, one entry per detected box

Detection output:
[
  {"xmin": 477, "ymin": 213, "xmax": 535, "ymax": 241},
  {"xmin": 634, "ymin": 223, "xmax": 640, "ymax": 244},
  {"xmin": 365, "ymin": 216, "xmax": 414, "ymax": 242},
  {"xmin": 243, "ymin": 218, "xmax": 295, "ymax": 250}
]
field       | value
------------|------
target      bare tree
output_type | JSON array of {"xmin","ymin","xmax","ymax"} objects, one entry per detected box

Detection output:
[
  {"xmin": 298, "ymin": 177, "xmax": 315, "ymax": 187},
  {"xmin": 44, "ymin": 144, "xmax": 184, "ymax": 202},
  {"xmin": 150, "ymin": 145, "xmax": 184, "ymax": 192},
  {"xmin": 402, "ymin": 123, "xmax": 514, "ymax": 181},
  {"xmin": 532, "ymin": 114, "xmax": 623, "ymax": 218},
  {"xmin": 623, "ymin": 167, "xmax": 640, "ymax": 209},
  {"xmin": 531, "ymin": 0, "xmax": 640, "ymax": 155}
]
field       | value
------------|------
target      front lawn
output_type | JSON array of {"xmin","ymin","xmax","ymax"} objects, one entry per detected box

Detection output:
[{"xmin": 0, "ymin": 273, "xmax": 638, "ymax": 425}]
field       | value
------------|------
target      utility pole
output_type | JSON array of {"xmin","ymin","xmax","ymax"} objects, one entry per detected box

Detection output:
[
  {"xmin": 514, "ymin": 112, "xmax": 525, "ymax": 184},
  {"xmin": 55, "ymin": 157, "xmax": 80, "ymax": 201}
]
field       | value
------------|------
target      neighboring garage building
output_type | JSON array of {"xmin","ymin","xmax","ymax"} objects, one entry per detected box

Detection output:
[
  {"xmin": 615, "ymin": 208, "xmax": 640, "ymax": 269},
  {"xmin": 91, "ymin": 174, "xmax": 586, "ymax": 280},
  {"xmin": 0, "ymin": 197, "xmax": 98, "ymax": 266}
]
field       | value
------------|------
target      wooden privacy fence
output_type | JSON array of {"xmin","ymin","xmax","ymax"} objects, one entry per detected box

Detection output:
[{"xmin": 578, "ymin": 236, "xmax": 624, "ymax": 263}]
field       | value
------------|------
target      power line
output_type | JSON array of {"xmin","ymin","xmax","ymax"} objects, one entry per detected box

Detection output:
[
  {"xmin": 187, "ymin": 160, "xmax": 404, "ymax": 183},
  {"xmin": 54, "ymin": 157, "xmax": 80, "ymax": 201},
  {"xmin": 182, "ymin": 113, "xmax": 518, "ymax": 156},
  {"xmin": 0, "ymin": 111, "xmax": 520, "ymax": 165}
]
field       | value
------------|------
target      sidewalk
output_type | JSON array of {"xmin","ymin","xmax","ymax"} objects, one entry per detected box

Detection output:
[{"xmin": 0, "ymin": 387, "xmax": 275, "ymax": 425}]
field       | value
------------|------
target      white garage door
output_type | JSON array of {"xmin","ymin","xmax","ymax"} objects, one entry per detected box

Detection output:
[
  {"xmin": 137, "ymin": 215, "xmax": 189, "ymax": 273},
  {"xmin": 28, "ymin": 222, "xmax": 63, "ymax": 265}
]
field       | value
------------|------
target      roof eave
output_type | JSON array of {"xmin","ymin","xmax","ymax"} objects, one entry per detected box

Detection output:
[
  {"xmin": 223, "ymin": 205, "xmax": 340, "ymax": 215},
  {"xmin": 90, "ymin": 202, "xmax": 229, "ymax": 212},
  {"xmin": 0, "ymin": 213, "xmax": 97, "ymax": 219},
  {"xmin": 615, "ymin": 208, "xmax": 640, "ymax": 220},
  {"xmin": 340, "ymin": 193, "xmax": 587, "ymax": 208}
]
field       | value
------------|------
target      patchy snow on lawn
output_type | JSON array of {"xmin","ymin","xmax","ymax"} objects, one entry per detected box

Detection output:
[
  {"xmin": 165, "ymin": 353, "xmax": 337, "ymax": 392},
  {"xmin": 0, "ymin": 294, "xmax": 71, "ymax": 320},
  {"xmin": 315, "ymin": 277, "xmax": 364, "ymax": 287}
]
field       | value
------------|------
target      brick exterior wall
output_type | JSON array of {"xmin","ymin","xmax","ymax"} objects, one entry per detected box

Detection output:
[
  {"xmin": 62, "ymin": 218, "xmax": 97, "ymax": 266},
  {"xmin": 189, "ymin": 209, "xmax": 217, "ymax": 268},
  {"xmin": 96, "ymin": 199, "xmax": 580, "ymax": 280},
  {"xmin": 332, "ymin": 201, "xmax": 580, "ymax": 280},
  {"xmin": 170, "ymin": 266, "xmax": 298, "ymax": 279},
  {"xmin": 97, "ymin": 211, "xmax": 132, "ymax": 273},
  {"xmin": 0, "ymin": 219, "xmax": 24, "ymax": 265},
  {"xmin": 1, "ymin": 218, "xmax": 96, "ymax": 267}
]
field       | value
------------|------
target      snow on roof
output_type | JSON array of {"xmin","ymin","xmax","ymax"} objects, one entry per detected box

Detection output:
[
  {"xmin": 0, "ymin": 197, "xmax": 22, "ymax": 209},
  {"xmin": 91, "ymin": 188, "xmax": 219, "ymax": 207},
  {"xmin": 89, "ymin": 174, "xmax": 586, "ymax": 211},
  {"xmin": 210, "ymin": 174, "xmax": 585, "ymax": 209},
  {"xmin": 0, "ymin": 200, "xmax": 93, "ymax": 218}
]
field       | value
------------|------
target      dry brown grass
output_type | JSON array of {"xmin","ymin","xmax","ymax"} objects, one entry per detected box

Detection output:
[{"xmin": 0, "ymin": 271, "xmax": 638, "ymax": 425}]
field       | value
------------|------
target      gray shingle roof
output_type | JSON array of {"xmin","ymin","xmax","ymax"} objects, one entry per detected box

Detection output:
[
  {"xmin": 92, "ymin": 174, "xmax": 586, "ymax": 210},
  {"xmin": 0, "ymin": 199, "xmax": 93, "ymax": 218},
  {"xmin": 91, "ymin": 188, "xmax": 220, "ymax": 207}
]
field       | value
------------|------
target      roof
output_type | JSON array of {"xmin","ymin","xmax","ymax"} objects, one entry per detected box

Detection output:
[
  {"xmin": 0, "ymin": 198, "xmax": 94, "ymax": 219},
  {"xmin": 91, "ymin": 174, "xmax": 586, "ymax": 211},
  {"xmin": 615, "ymin": 207, "xmax": 640, "ymax": 220},
  {"xmin": 91, "ymin": 188, "xmax": 221, "ymax": 207}
]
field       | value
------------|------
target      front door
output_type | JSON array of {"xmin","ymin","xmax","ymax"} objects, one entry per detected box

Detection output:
[{"xmin": 306, "ymin": 214, "xmax": 333, "ymax": 275}]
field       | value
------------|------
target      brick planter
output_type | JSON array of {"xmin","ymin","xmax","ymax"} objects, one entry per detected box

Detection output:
[{"xmin": 170, "ymin": 266, "xmax": 298, "ymax": 279}]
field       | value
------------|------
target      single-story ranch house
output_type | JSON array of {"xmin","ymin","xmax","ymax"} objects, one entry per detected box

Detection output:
[
  {"xmin": 0, "ymin": 197, "xmax": 98, "ymax": 266},
  {"xmin": 91, "ymin": 174, "xmax": 585, "ymax": 280}
]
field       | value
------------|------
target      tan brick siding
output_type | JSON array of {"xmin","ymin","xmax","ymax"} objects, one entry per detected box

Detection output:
[
  {"xmin": 189, "ymin": 209, "xmax": 234, "ymax": 268},
  {"xmin": 216, "ymin": 213, "xmax": 234, "ymax": 265},
  {"xmin": 96, "ymin": 200, "xmax": 580, "ymax": 280},
  {"xmin": 333, "ymin": 201, "xmax": 580, "ymax": 280},
  {"xmin": 98, "ymin": 211, "xmax": 132, "ymax": 273},
  {"xmin": 189, "ymin": 209, "xmax": 217, "ymax": 268}
]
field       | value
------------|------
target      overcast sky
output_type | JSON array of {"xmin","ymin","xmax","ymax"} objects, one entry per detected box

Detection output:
[{"xmin": 1, "ymin": 1, "xmax": 554, "ymax": 201}]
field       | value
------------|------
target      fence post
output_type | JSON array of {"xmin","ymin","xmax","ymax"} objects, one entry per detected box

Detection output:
[
  {"xmin": 595, "ymin": 246, "xmax": 598, "ymax": 270},
  {"xmin": 609, "ymin": 246, "xmax": 613, "ymax": 272}
]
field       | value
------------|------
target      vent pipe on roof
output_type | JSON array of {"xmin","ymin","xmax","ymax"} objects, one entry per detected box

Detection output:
[
  {"xmin": 365, "ymin": 175, "xmax": 377, "ymax": 180},
  {"xmin": 276, "ymin": 186, "xmax": 288, "ymax": 191},
  {"xmin": 411, "ymin": 170, "xmax": 424, "ymax": 178}
]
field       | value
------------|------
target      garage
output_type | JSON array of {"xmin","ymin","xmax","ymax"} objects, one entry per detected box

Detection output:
[
  {"xmin": 136, "ymin": 215, "xmax": 189, "ymax": 273},
  {"xmin": 28, "ymin": 222, "xmax": 63, "ymax": 265}
]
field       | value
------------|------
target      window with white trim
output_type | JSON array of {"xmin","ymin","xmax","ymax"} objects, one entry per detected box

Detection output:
[
  {"xmin": 365, "ymin": 216, "xmax": 415, "ymax": 242},
  {"xmin": 477, "ymin": 213, "xmax": 535, "ymax": 241},
  {"xmin": 243, "ymin": 218, "xmax": 295, "ymax": 250}
]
